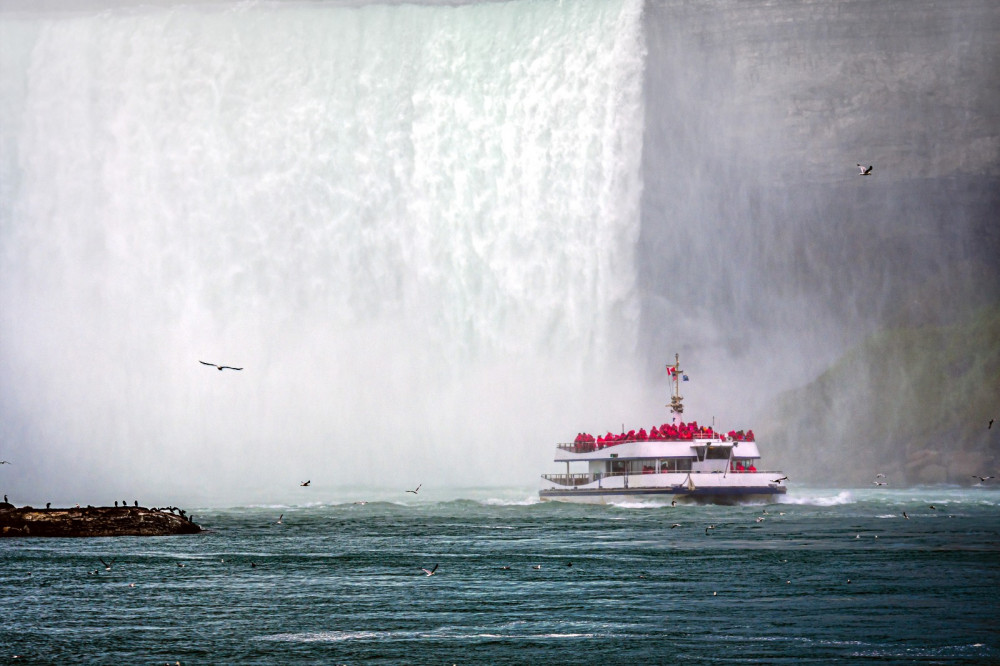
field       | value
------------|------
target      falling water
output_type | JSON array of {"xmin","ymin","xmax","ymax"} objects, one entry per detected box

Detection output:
[{"xmin": 0, "ymin": 0, "xmax": 649, "ymax": 503}]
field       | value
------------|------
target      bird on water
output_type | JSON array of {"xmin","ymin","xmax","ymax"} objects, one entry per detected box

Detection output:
[{"xmin": 199, "ymin": 361, "xmax": 243, "ymax": 371}]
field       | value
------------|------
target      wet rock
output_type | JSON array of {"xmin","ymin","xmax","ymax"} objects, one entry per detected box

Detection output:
[{"xmin": 0, "ymin": 505, "xmax": 202, "ymax": 538}]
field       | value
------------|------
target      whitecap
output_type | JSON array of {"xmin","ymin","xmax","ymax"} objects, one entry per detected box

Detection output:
[{"xmin": 778, "ymin": 490, "xmax": 854, "ymax": 506}]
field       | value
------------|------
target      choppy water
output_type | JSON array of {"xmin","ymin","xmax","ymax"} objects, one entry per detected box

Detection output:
[{"xmin": 2, "ymin": 487, "xmax": 999, "ymax": 664}]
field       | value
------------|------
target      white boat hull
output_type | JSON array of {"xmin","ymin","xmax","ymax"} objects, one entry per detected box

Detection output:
[{"xmin": 539, "ymin": 472, "xmax": 786, "ymax": 505}]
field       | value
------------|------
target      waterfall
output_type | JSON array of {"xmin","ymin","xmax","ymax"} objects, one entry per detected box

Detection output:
[{"xmin": 0, "ymin": 0, "xmax": 649, "ymax": 501}]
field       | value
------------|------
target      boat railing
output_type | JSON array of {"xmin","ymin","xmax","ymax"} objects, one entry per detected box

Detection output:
[
  {"xmin": 540, "ymin": 473, "xmax": 593, "ymax": 487},
  {"xmin": 543, "ymin": 469, "xmax": 782, "ymax": 487},
  {"xmin": 557, "ymin": 437, "xmax": 731, "ymax": 453},
  {"xmin": 542, "ymin": 471, "xmax": 638, "ymax": 486}
]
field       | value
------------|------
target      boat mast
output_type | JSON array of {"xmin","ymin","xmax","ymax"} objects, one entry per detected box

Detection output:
[{"xmin": 667, "ymin": 353, "xmax": 684, "ymax": 415}]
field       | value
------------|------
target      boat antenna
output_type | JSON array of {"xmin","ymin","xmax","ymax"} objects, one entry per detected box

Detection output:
[{"xmin": 667, "ymin": 353, "xmax": 684, "ymax": 415}]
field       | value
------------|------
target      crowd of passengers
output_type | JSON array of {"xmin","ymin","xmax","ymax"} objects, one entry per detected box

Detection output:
[{"xmin": 570, "ymin": 422, "xmax": 755, "ymax": 452}]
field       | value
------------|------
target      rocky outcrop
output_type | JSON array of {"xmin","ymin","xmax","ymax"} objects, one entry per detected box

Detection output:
[{"xmin": 0, "ymin": 505, "xmax": 202, "ymax": 538}]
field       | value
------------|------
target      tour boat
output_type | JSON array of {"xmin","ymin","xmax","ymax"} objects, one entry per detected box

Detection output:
[{"xmin": 539, "ymin": 355, "xmax": 787, "ymax": 504}]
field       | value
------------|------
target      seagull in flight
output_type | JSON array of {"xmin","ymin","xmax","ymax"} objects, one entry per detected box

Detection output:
[
  {"xmin": 972, "ymin": 475, "xmax": 994, "ymax": 485},
  {"xmin": 99, "ymin": 558, "xmax": 116, "ymax": 571},
  {"xmin": 421, "ymin": 564, "xmax": 438, "ymax": 576},
  {"xmin": 989, "ymin": 419, "xmax": 994, "ymax": 430},
  {"xmin": 199, "ymin": 361, "xmax": 242, "ymax": 371},
  {"xmin": 300, "ymin": 481, "xmax": 311, "ymax": 487},
  {"xmin": 771, "ymin": 476, "xmax": 788, "ymax": 483},
  {"xmin": 857, "ymin": 163, "xmax": 873, "ymax": 176},
  {"xmin": 276, "ymin": 514, "xmax": 283, "ymax": 524},
  {"xmin": 670, "ymin": 523, "xmax": 682, "ymax": 529},
  {"xmin": 406, "ymin": 484, "xmax": 422, "ymax": 495},
  {"xmin": 0, "ymin": 460, "xmax": 10, "ymax": 465}
]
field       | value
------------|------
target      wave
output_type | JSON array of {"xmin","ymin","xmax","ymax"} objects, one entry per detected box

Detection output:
[
  {"xmin": 479, "ymin": 496, "xmax": 543, "ymax": 507},
  {"xmin": 778, "ymin": 490, "xmax": 854, "ymax": 506},
  {"xmin": 259, "ymin": 630, "xmax": 607, "ymax": 643}
]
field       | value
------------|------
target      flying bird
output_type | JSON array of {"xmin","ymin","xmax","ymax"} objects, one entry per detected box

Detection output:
[
  {"xmin": 989, "ymin": 419, "xmax": 994, "ymax": 430},
  {"xmin": 0, "ymin": 460, "xmax": 10, "ymax": 464},
  {"xmin": 100, "ymin": 558, "xmax": 116, "ymax": 571},
  {"xmin": 406, "ymin": 484, "xmax": 422, "ymax": 495},
  {"xmin": 972, "ymin": 475, "xmax": 994, "ymax": 485},
  {"xmin": 857, "ymin": 163, "xmax": 873, "ymax": 176},
  {"xmin": 421, "ymin": 564, "xmax": 438, "ymax": 576},
  {"xmin": 771, "ymin": 476, "xmax": 788, "ymax": 483},
  {"xmin": 276, "ymin": 514, "xmax": 283, "ymax": 524},
  {"xmin": 670, "ymin": 523, "xmax": 682, "ymax": 529},
  {"xmin": 902, "ymin": 511, "xmax": 909, "ymax": 519},
  {"xmin": 300, "ymin": 481, "xmax": 311, "ymax": 487},
  {"xmin": 199, "ymin": 361, "xmax": 243, "ymax": 371}
]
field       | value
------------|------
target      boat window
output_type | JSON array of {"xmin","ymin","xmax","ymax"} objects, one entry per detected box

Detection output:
[{"xmin": 705, "ymin": 446, "xmax": 731, "ymax": 460}]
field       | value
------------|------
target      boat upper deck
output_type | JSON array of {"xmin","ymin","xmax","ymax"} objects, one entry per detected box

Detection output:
[{"xmin": 554, "ymin": 437, "xmax": 762, "ymax": 462}]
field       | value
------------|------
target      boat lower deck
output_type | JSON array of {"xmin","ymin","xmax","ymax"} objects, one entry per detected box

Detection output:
[{"xmin": 539, "ymin": 485, "xmax": 785, "ymax": 504}]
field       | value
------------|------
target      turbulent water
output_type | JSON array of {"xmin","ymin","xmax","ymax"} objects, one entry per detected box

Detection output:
[{"xmin": 2, "ymin": 487, "xmax": 999, "ymax": 663}]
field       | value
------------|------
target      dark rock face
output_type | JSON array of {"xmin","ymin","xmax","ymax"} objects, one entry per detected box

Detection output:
[{"xmin": 0, "ymin": 505, "xmax": 201, "ymax": 538}]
